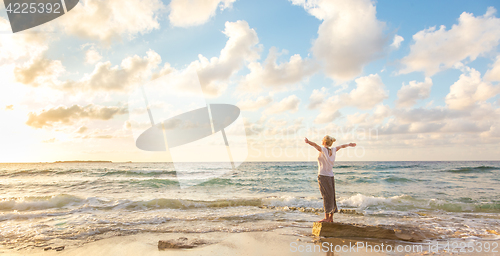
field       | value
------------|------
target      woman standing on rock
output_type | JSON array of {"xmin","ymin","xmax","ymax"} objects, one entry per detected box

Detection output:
[{"xmin": 305, "ymin": 136, "xmax": 356, "ymax": 223}]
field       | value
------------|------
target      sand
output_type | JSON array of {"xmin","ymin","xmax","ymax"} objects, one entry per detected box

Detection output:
[{"xmin": 1, "ymin": 227, "xmax": 498, "ymax": 256}]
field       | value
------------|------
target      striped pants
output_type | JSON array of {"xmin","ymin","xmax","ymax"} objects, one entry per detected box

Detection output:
[{"xmin": 318, "ymin": 175, "xmax": 339, "ymax": 214}]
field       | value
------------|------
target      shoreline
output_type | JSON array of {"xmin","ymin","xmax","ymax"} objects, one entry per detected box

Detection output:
[
  {"xmin": 2, "ymin": 227, "xmax": 498, "ymax": 256},
  {"xmin": 0, "ymin": 227, "xmax": 390, "ymax": 256}
]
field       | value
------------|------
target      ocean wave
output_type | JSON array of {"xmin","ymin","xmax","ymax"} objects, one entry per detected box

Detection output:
[
  {"xmin": 1, "ymin": 168, "xmax": 179, "ymax": 178},
  {"xmin": 125, "ymin": 179, "xmax": 179, "ymax": 188},
  {"xmin": 0, "ymin": 194, "xmax": 84, "ymax": 211},
  {"xmin": 334, "ymin": 165, "xmax": 355, "ymax": 169},
  {"xmin": 102, "ymin": 170, "xmax": 177, "ymax": 177},
  {"xmin": 262, "ymin": 196, "xmax": 323, "ymax": 209},
  {"xmin": 0, "ymin": 194, "xmax": 266, "ymax": 213},
  {"xmin": 427, "ymin": 199, "xmax": 500, "ymax": 213},
  {"xmin": 1, "ymin": 168, "xmax": 66, "ymax": 177},
  {"xmin": 198, "ymin": 178, "xmax": 241, "ymax": 186},
  {"xmin": 373, "ymin": 164, "xmax": 421, "ymax": 170},
  {"xmin": 444, "ymin": 166, "xmax": 499, "ymax": 173},
  {"xmin": 124, "ymin": 198, "xmax": 263, "ymax": 210},
  {"xmin": 337, "ymin": 194, "xmax": 500, "ymax": 214},
  {"xmin": 383, "ymin": 177, "xmax": 415, "ymax": 183},
  {"xmin": 339, "ymin": 194, "xmax": 413, "ymax": 209}
]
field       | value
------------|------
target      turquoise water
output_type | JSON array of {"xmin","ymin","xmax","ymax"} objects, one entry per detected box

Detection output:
[{"xmin": 0, "ymin": 161, "xmax": 499, "ymax": 249}]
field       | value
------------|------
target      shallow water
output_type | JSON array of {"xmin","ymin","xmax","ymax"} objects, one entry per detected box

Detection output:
[{"xmin": 1, "ymin": 161, "xmax": 499, "ymax": 249}]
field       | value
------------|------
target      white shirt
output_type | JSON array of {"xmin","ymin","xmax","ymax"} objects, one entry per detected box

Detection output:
[{"xmin": 317, "ymin": 146, "xmax": 337, "ymax": 176}]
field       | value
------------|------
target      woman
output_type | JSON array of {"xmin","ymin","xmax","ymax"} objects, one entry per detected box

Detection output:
[{"xmin": 305, "ymin": 136, "xmax": 356, "ymax": 223}]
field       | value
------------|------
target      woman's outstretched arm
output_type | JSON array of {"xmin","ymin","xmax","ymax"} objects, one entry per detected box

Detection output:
[
  {"xmin": 335, "ymin": 143, "xmax": 356, "ymax": 151},
  {"xmin": 304, "ymin": 137, "xmax": 322, "ymax": 152}
]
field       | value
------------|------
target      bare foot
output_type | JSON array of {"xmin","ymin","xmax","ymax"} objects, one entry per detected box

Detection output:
[
  {"xmin": 327, "ymin": 218, "xmax": 333, "ymax": 222},
  {"xmin": 318, "ymin": 218, "xmax": 329, "ymax": 223}
]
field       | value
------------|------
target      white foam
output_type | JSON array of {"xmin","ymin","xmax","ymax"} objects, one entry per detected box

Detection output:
[
  {"xmin": 0, "ymin": 194, "xmax": 83, "ymax": 211},
  {"xmin": 339, "ymin": 193, "xmax": 409, "ymax": 209},
  {"xmin": 262, "ymin": 196, "xmax": 322, "ymax": 208}
]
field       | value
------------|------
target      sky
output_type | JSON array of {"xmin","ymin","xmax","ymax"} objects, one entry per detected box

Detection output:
[{"xmin": 1, "ymin": 0, "xmax": 500, "ymax": 162}]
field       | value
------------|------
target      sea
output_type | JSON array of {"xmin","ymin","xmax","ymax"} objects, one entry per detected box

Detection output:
[{"xmin": 1, "ymin": 161, "xmax": 499, "ymax": 250}]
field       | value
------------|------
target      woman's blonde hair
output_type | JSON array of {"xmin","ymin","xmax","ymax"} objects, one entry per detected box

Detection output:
[{"xmin": 322, "ymin": 135, "xmax": 336, "ymax": 147}]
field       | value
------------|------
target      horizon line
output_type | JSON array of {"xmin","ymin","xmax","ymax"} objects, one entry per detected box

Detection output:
[{"xmin": 1, "ymin": 160, "xmax": 500, "ymax": 164}]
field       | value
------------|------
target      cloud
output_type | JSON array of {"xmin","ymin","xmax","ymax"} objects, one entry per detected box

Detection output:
[
  {"xmin": 14, "ymin": 56, "xmax": 65, "ymax": 87},
  {"xmin": 237, "ymin": 95, "xmax": 273, "ymax": 111},
  {"xmin": 440, "ymin": 119, "xmax": 490, "ymax": 133},
  {"xmin": 26, "ymin": 104, "xmax": 128, "ymax": 129},
  {"xmin": 373, "ymin": 104, "xmax": 391, "ymax": 122},
  {"xmin": 314, "ymin": 107, "xmax": 341, "ymax": 124},
  {"xmin": 314, "ymin": 74, "xmax": 388, "ymax": 123},
  {"xmin": 377, "ymin": 114, "xmax": 495, "ymax": 136},
  {"xmin": 445, "ymin": 67, "xmax": 499, "ymax": 110},
  {"xmin": 169, "ymin": 0, "xmax": 236, "ymax": 27},
  {"xmin": 391, "ymin": 35, "xmax": 404, "ymax": 49},
  {"xmin": 243, "ymin": 117, "xmax": 265, "ymax": 136},
  {"xmin": 378, "ymin": 121, "xmax": 446, "ymax": 135},
  {"xmin": 85, "ymin": 48, "xmax": 103, "ymax": 64},
  {"xmin": 263, "ymin": 95, "xmax": 300, "ymax": 115},
  {"xmin": 59, "ymin": 0, "xmax": 164, "ymax": 44},
  {"xmin": 61, "ymin": 50, "xmax": 162, "ymax": 92},
  {"xmin": 4, "ymin": 105, "xmax": 14, "ymax": 111},
  {"xmin": 346, "ymin": 74, "xmax": 389, "ymax": 109},
  {"xmin": 0, "ymin": 17, "xmax": 48, "ymax": 64},
  {"xmin": 308, "ymin": 87, "xmax": 327, "ymax": 109},
  {"xmin": 189, "ymin": 20, "xmax": 260, "ymax": 97},
  {"xmin": 399, "ymin": 7, "xmax": 500, "ymax": 76},
  {"xmin": 42, "ymin": 138, "xmax": 57, "ymax": 143},
  {"xmin": 239, "ymin": 47, "xmax": 318, "ymax": 92},
  {"xmin": 291, "ymin": 0, "xmax": 388, "ymax": 81},
  {"xmin": 481, "ymin": 124, "xmax": 500, "ymax": 138},
  {"xmin": 396, "ymin": 77, "xmax": 433, "ymax": 107},
  {"xmin": 346, "ymin": 112, "xmax": 369, "ymax": 125},
  {"xmin": 151, "ymin": 63, "xmax": 174, "ymax": 80},
  {"xmin": 484, "ymin": 55, "xmax": 500, "ymax": 81},
  {"xmin": 76, "ymin": 126, "xmax": 89, "ymax": 134},
  {"xmin": 392, "ymin": 107, "xmax": 465, "ymax": 124}
]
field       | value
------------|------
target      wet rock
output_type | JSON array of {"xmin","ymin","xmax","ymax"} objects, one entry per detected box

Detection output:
[
  {"xmin": 158, "ymin": 237, "xmax": 207, "ymax": 250},
  {"xmin": 312, "ymin": 222, "xmax": 429, "ymax": 242},
  {"xmin": 486, "ymin": 230, "xmax": 499, "ymax": 235},
  {"xmin": 339, "ymin": 209, "xmax": 363, "ymax": 215},
  {"xmin": 54, "ymin": 246, "xmax": 65, "ymax": 251}
]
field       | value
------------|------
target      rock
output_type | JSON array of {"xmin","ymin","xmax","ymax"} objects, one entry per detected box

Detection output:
[
  {"xmin": 54, "ymin": 246, "xmax": 65, "ymax": 251},
  {"xmin": 44, "ymin": 247, "xmax": 52, "ymax": 251},
  {"xmin": 486, "ymin": 230, "xmax": 499, "ymax": 235},
  {"xmin": 312, "ymin": 222, "xmax": 428, "ymax": 242},
  {"xmin": 158, "ymin": 238, "xmax": 207, "ymax": 250},
  {"xmin": 339, "ymin": 209, "xmax": 363, "ymax": 216}
]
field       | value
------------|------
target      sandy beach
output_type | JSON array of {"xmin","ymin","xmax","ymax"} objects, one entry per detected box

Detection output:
[
  {"xmin": 0, "ymin": 227, "xmax": 393, "ymax": 256},
  {"xmin": 3, "ymin": 226, "xmax": 499, "ymax": 256}
]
